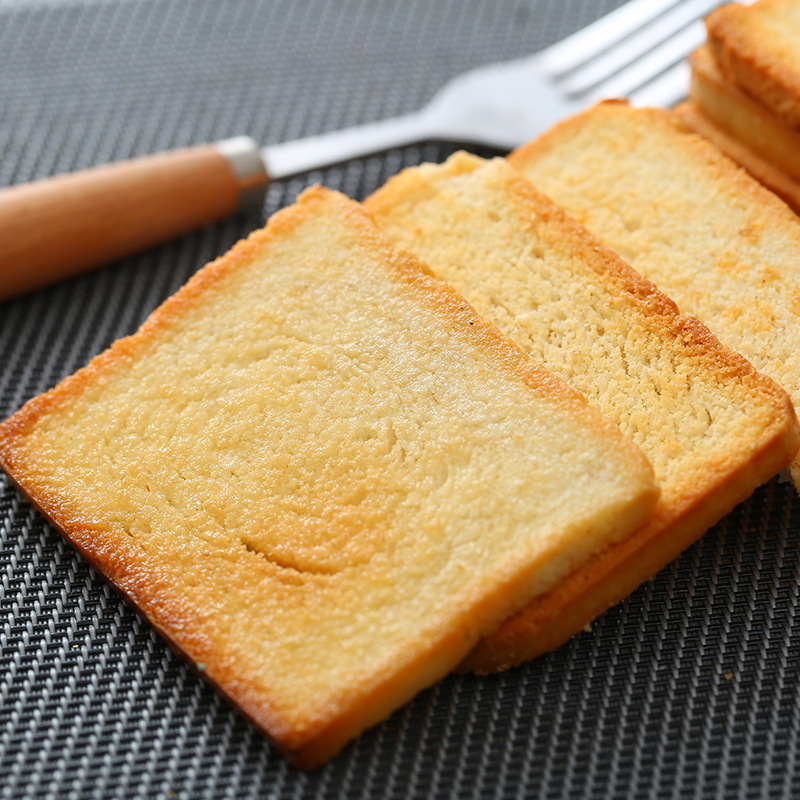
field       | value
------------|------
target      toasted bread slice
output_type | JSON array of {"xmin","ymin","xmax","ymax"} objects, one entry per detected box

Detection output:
[
  {"xmin": 365, "ymin": 152, "xmax": 798, "ymax": 673},
  {"xmin": 510, "ymin": 100, "xmax": 800, "ymax": 488},
  {"xmin": 679, "ymin": 44, "xmax": 800, "ymax": 214},
  {"xmin": 688, "ymin": 44, "xmax": 800, "ymax": 185},
  {"xmin": 675, "ymin": 98, "xmax": 800, "ymax": 216},
  {"xmin": 0, "ymin": 186, "xmax": 658, "ymax": 767},
  {"xmin": 706, "ymin": 0, "xmax": 800, "ymax": 129}
]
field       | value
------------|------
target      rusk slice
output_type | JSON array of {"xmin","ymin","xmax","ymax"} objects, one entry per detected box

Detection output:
[
  {"xmin": 679, "ymin": 44, "xmax": 800, "ymax": 214},
  {"xmin": 0, "ymin": 187, "xmax": 658, "ymax": 767},
  {"xmin": 365, "ymin": 152, "xmax": 798, "ymax": 672},
  {"xmin": 510, "ymin": 100, "xmax": 800, "ymax": 488},
  {"xmin": 706, "ymin": 0, "xmax": 800, "ymax": 129},
  {"xmin": 688, "ymin": 44, "xmax": 800, "ymax": 182},
  {"xmin": 675, "ymin": 99, "xmax": 800, "ymax": 217}
]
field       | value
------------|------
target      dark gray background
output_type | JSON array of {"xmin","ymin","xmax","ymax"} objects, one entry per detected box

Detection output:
[{"xmin": 2, "ymin": 1, "xmax": 799, "ymax": 797}]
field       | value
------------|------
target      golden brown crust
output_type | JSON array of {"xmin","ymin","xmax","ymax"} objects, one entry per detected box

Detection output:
[
  {"xmin": 375, "ymin": 145, "xmax": 794, "ymax": 417},
  {"xmin": 511, "ymin": 99, "xmax": 797, "ymax": 217},
  {"xmin": 675, "ymin": 99, "xmax": 800, "ymax": 216},
  {"xmin": 463, "ymin": 315, "xmax": 798, "ymax": 672},
  {"xmin": 0, "ymin": 185, "xmax": 658, "ymax": 767},
  {"xmin": 706, "ymin": 0, "xmax": 800, "ymax": 129},
  {"xmin": 367, "ymin": 148, "xmax": 799, "ymax": 673},
  {"xmin": 688, "ymin": 45, "xmax": 800, "ymax": 185},
  {"xmin": 512, "ymin": 100, "xmax": 800, "ymax": 470}
]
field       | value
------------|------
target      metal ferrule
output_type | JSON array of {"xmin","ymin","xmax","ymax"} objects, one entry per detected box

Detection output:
[{"xmin": 214, "ymin": 136, "xmax": 270, "ymax": 211}]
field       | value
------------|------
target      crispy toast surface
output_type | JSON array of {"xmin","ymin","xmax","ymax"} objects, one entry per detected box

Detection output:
[
  {"xmin": 675, "ymin": 97, "xmax": 800, "ymax": 216},
  {"xmin": 365, "ymin": 152, "xmax": 798, "ymax": 672},
  {"xmin": 0, "ymin": 186, "xmax": 659, "ymax": 766},
  {"xmin": 687, "ymin": 45, "xmax": 800, "ymax": 187},
  {"xmin": 706, "ymin": 0, "xmax": 800, "ymax": 128},
  {"xmin": 511, "ymin": 100, "xmax": 800, "ymax": 486}
]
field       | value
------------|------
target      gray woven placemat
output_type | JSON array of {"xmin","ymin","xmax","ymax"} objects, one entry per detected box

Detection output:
[{"xmin": 2, "ymin": 1, "xmax": 799, "ymax": 797}]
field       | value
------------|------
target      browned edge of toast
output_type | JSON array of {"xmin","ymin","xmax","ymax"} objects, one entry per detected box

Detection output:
[
  {"xmin": 676, "ymin": 99, "xmax": 800, "ymax": 216},
  {"xmin": 706, "ymin": 0, "xmax": 800, "ymax": 129},
  {"xmin": 367, "ymin": 145, "xmax": 799, "ymax": 673},
  {"xmin": 0, "ymin": 184, "xmax": 660, "ymax": 767},
  {"xmin": 473, "ymin": 146, "xmax": 799, "ymax": 670},
  {"xmin": 462, "ymin": 396, "xmax": 796, "ymax": 673}
]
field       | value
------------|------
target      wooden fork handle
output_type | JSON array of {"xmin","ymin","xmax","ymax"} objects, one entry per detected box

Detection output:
[{"xmin": 0, "ymin": 137, "xmax": 269, "ymax": 302}]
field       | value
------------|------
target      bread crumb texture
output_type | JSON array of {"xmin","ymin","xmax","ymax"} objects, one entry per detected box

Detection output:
[
  {"xmin": 367, "ymin": 151, "xmax": 797, "ymax": 671},
  {"xmin": 511, "ymin": 102, "xmax": 800, "ymax": 444},
  {"xmin": 368, "ymin": 151, "xmax": 792, "ymax": 502},
  {"xmin": 0, "ymin": 187, "xmax": 656, "ymax": 767}
]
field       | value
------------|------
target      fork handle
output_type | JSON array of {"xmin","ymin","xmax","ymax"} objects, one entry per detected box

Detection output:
[{"xmin": 0, "ymin": 137, "xmax": 269, "ymax": 302}]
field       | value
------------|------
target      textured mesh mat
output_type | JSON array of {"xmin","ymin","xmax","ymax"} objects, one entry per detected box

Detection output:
[{"xmin": 2, "ymin": 1, "xmax": 800, "ymax": 797}]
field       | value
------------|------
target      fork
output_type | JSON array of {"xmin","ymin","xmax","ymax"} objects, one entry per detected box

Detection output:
[{"xmin": 0, "ymin": 0, "xmax": 744, "ymax": 301}]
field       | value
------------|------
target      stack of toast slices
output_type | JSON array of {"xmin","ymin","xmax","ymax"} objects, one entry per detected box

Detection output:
[
  {"xmin": 3, "ymin": 0, "xmax": 800, "ymax": 768},
  {"xmin": 0, "ymin": 187, "xmax": 662, "ymax": 768},
  {"xmin": 677, "ymin": 0, "xmax": 800, "ymax": 213},
  {"xmin": 365, "ymin": 149, "xmax": 798, "ymax": 673}
]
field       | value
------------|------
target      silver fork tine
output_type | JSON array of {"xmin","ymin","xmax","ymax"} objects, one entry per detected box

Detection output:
[
  {"xmin": 540, "ymin": 0, "xmax": 686, "ymax": 77},
  {"xmin": 629, "ymin": 62, "xmax": 691, "ymax": 108},
  {"xmin": 562, "ymin": 0, "xmax": 722, "ymax": 96},
  {"xmin": 587, "ymin": 20, "xmax": 706, "ymax": 102}
]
